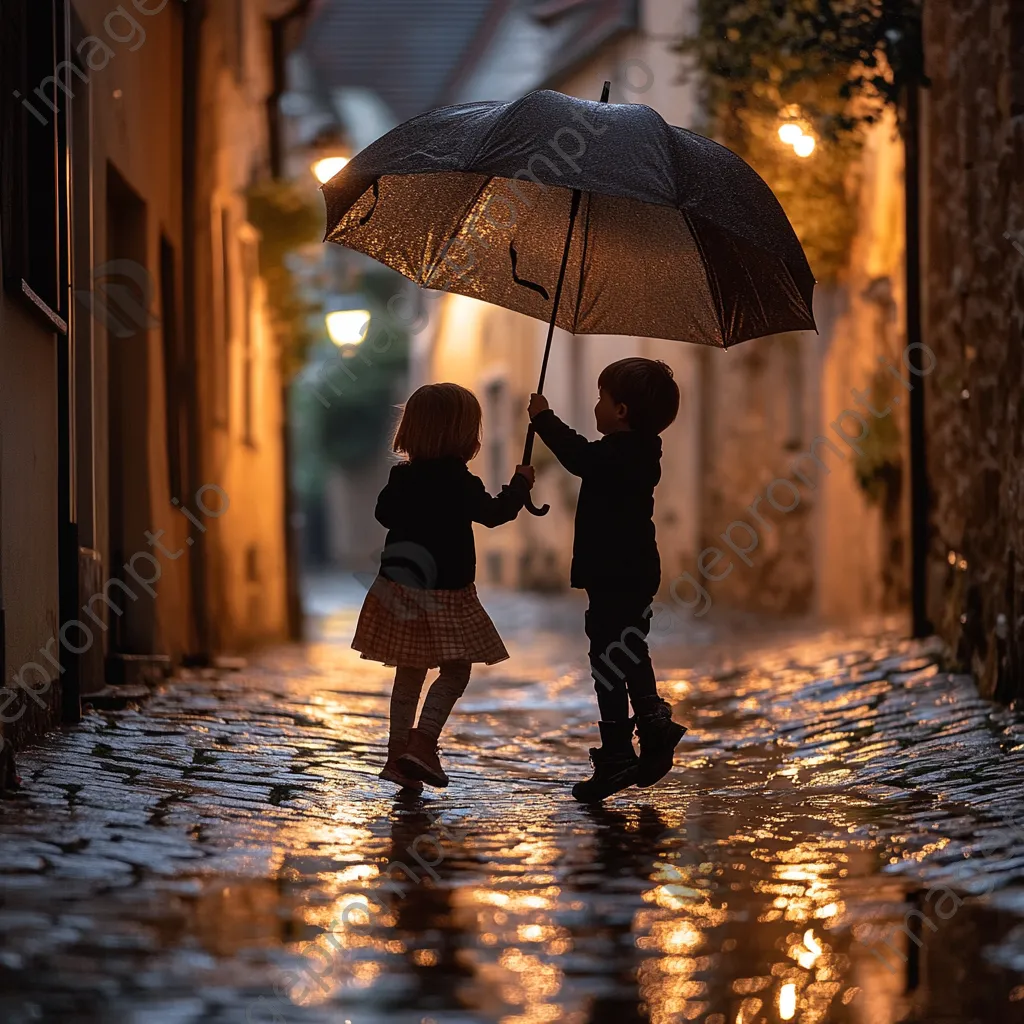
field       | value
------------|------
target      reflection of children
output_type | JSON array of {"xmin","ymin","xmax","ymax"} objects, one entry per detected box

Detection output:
[
  {"xmin": 528, "ymin": 358, "xmax": 686, "ymax": 802},
  {"xmin": 353, "ymin": 383, "xmax": 535, "ymax": 791}
]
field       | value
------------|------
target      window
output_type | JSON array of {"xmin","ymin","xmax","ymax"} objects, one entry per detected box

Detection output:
[
  {"xmin": 160, "ymin": 236, "xmax": 187, "ymax": 500},
  {"xmin": 70, "ymin": 5, "xmax": 95, "ymax": 544},
  {"xmin": 228, "ymin": 0, "xmax": 245, "ymax": 83},
  {"xmin": 486, "ymin": 551, "xmax": 504, "ymax": 585},
  {"xmin": 783, "ymin": 336, "xmax": 804, "ymax": 451},
  {"xmin": 221, "ymin": 205, "xmax": 233, "ymax": 344},
  {"xmin": 1012, "ymin": 2, "xmax": 1024, "ymax": 118},
  {"xmin": 485, "ymin": 378, "xmax": 508, "ymax": 488},
  {"xmin": 0, "ymin": 0, "xmax": 72, "ymax": 332},
  {"xmin": 212, "ymin": 201, "xmax": 232, "ymax": 426},
  {"xmin": 239, "ymin": 229, "xmax": 259, "ymax": 446}
]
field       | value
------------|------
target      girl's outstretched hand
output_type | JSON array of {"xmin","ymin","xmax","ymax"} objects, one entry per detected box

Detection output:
[{"xmin": 515, "ymin": 465, "xmax": 536, "ymax": 488}]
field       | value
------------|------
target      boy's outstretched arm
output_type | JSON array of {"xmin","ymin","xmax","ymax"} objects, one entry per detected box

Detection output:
[
  {"xmin": 528, "ymin": 394, "xmax": 599, "ymax": 477},
  {"xmin": 470, "ymin": 466, "xmax": 534, "ymax": 527}
]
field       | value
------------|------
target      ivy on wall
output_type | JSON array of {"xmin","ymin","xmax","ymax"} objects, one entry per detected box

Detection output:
[
  {"xmin": 317, "ymin": 269, "xmax": 411, "ymax": 471},
  {"xmin": 678, "ymin": 0, "xmax": 922, "ymax": 282},
  {"xmin": 246, "ymin": 179, "xmax": 323, "ymax": 379},
  {"xmin": 854, "ymin": 368, "xmax": 903, "ymax": 508}
]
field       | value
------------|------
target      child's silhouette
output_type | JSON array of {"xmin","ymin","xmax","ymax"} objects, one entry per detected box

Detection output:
[
  {"xmin": 528, "ymin": 358, "xmax": 687, "ymax": 801},
  {"xmin": 353, "ymin": 383, "xmax": 534, "ymax": 790}
]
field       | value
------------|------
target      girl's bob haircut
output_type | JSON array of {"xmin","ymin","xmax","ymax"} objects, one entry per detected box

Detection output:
[{"xmin": 393, "ymin": 382, "xmax": 482, "ymax": 462}]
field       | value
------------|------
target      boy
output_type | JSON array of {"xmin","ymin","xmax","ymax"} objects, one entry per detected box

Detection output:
[{"xmin": 528, "ymin": 357, "xmax": 685, "ymax": 802}]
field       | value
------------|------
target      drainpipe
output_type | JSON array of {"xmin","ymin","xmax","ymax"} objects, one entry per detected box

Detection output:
[
  {"xmin": 268, "ymin": 0, "xmax": 315, "ymax": 640},
  {"xmin": 267, "ymin": 0, "xmax": 315, "ymax": 178},
  {"xmin": 904, "ymin": 9, "xmax": 930, "ymax": 639},
  {"xmin": 183, "ymin": 0, "xmax": 211, "ymax": 657}
]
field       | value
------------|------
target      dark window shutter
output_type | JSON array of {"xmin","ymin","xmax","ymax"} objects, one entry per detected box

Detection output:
[
  {"xmin": 1012, "ymin": 2, "xmax": 1024, "ymax": 118},
  {"xmin": 0, "ymin": 0, "xmax": 70, "ymax": 332}
]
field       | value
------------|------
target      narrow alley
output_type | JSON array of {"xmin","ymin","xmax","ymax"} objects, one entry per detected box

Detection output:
[{"xmin": 3, "ymin": 583, "xmax": 1024, "ymax": 1024}]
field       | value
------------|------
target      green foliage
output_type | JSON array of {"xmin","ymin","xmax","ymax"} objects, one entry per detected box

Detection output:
[
  {"xmin": 250, "ymin": 182, "xmax": 412, "ymax": 484},
  {"xmin": 246, "ymin": 179, "xmax": 323, "ymax": 379},
  {"xmin": 722, "ymin": 96, "xmax": 863, "ymax": 282},
  {"xmin": 295, "ymin": 268, "xmax": 412, "ymax": 483},
  {"xmin": 854, "ymin": 369, "xmax": 903, "ymax": 506},
  {"xmin": 679, "ymin": 0, "xmax": 923, "ymax": 282},
  {"xmin": 680, "ymin": 0, "xmax": 923, "ymax": 138}
]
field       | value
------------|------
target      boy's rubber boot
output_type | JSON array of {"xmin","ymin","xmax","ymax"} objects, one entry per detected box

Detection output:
[
  {"xmin": 634, "ymin": 696, "xmax": 686, "ymax": 788},
  {"xmin": 571, "ymin": 721, "xmax": 639, "ymax": 803},
  {"xmin": 398, "ymin": 727, "xmax": 450, "ymax": 788}
]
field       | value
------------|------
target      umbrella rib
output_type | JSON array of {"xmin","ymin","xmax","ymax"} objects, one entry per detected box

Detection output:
[
  {"xmin": 358, "ymin": 180, "xmax": 380, "ymax": 225},
  {"xmin": 422, "ymin": 175, "xmax": 494, "ymax": 289},
  {"xmin": 680, "ymin": 207, "xmax": 727, "ymax": 348},
  {"xmin": 469, "ymin": 93, "xmax": 530, "ymax": 166},
  {"xmin": 569, "ymin": 190, "xmax": 593, "ymax": 334}
]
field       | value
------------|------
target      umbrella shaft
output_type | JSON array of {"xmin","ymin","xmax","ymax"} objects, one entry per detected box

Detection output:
[
  {"xmin": 523, "ymin": 186, "xmax": 582, "ymax": 464},
  {"xmin": 522, "ymin": 81, "xmax": 608, "ymax": 473}
]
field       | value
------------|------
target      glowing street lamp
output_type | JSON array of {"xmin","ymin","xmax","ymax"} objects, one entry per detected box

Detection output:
[
  {"xmin": 793, "ymin": 134, "xmax": 816, "ymax": 158},
  {"xmin": 326, "ymin": 309, "xmax": 371, "ymax": 346},
  {"xmin": 308, "ymin": 125, "xmax": 351, "ymax": 184},
  {"xmin": 777, "ymin": 105, "xmax": 817, "ymax": 158},
  {"xmin": 312, "ymin": 155, "xmax": 349, "ymax": 184},
  {"xmin": 778, "ymin": 122, "xmax": 804, "ymax": 145}
]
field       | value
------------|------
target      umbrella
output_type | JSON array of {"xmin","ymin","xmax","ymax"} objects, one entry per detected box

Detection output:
[{"xmin": 322, "ymin": 82, "xmax": 816, "ymax": 516}]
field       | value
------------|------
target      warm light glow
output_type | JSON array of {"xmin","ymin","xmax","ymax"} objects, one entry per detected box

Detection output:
[
  {"xmin": 778, "ymin": 123, "xmax": 804, "ymax": 145},
  {"xmin": 779, "ymin": 983, "xmax": 797, "ymax": 1020},
  {"xmin": 326, "ymin": 309, "xmax": 371, "ymax": 346},
  {"xmin": 313, "ymin": 156, "xmax": 349, "ymax": 183},
  {"xmin": 797, "ymin": 928, "xmax": 823, "ymax": 968},
  {"xmin": 793, "ymin": 135, "xmax": 817, "ymax": 158}
]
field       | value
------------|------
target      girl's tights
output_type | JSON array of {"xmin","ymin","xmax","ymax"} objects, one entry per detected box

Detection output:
[{"xmin": 388, "ymin": 661, "xmax": 472, "ymax": 751}]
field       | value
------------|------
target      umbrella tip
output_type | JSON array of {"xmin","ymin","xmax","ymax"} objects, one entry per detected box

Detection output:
[{"xmin": 600, "ymin": 81, "xmax": 610, "ymax": 103}]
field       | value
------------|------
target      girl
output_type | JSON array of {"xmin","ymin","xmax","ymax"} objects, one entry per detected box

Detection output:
[{"xmin": 352, "ymin": 383, "xmax": 535, "ymax": 791}]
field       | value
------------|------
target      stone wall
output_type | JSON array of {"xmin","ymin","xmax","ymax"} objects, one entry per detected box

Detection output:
[
  {"xmin": 699, "ymin": 114, "xmax": 909, "ymax": 623},
  {"xmin": 922, "ymin": 0, "xmax": 1024, "ymax": 698}
]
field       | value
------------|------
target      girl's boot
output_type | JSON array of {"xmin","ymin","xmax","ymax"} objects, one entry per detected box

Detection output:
[
  {"xmin": 634, "ymin": 696, "xmax": 686, "ymax": 787},
  {"xmin": 380, "ymin": 735, "xmax": 424, "ymax": 793},
  {"xmin": 571, "ymin": 721, "xmax": 639, "ymax": 803},
  {"xmin": 398, "ymin": 727, "xmax": 450, "ymax": 787}
]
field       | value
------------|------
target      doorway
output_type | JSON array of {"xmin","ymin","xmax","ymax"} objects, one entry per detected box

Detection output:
[{"xmin": 105, "ymin": 163, "xmax": 156, "ymax": 656}]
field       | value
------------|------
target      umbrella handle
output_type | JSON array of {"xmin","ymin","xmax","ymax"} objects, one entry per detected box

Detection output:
[
  {"xmin": 522, "ymin": 424, "xmax": 550, "ymax": 516},
  {"xmin": 525, "ymin": 495, "xmax": 550, "ymax": 516}
]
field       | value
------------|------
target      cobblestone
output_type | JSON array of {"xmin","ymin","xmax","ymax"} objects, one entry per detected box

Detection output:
[{"xmin": 3, "ymin": 581, "xmax": 1024, "ymax": 1022}]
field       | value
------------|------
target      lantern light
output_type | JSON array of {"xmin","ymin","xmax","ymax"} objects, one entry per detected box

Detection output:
[
  {"xmin": 793, "ymin": 135, "xmax": 816, "ymax": 158},
  {"xmin": 326, "ymin": 309, "xmax": 371, "ymax": 346}
]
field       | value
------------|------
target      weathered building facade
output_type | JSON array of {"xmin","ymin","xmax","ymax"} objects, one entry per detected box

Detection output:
[
  {"xmin": 0, "ymin": 0, "xmax": 296, "ymax": 761},
  {"xmin": 422, "ymin": 0, "xmax": 911, "ymax": 626},
  {"xmin": 922, "ymin": 0, "xmax": 1024, "ymax": 698}
]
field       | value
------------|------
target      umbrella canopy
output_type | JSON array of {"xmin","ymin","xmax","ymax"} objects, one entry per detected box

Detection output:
[{"xmin": 323, "ymin": 89, "xmax": 816, "ymax": 349}]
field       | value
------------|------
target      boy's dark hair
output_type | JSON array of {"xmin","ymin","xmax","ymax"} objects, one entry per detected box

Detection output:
[{"xmin": 598, "ymin": 357, "xmax": 680, "ymax": 435}]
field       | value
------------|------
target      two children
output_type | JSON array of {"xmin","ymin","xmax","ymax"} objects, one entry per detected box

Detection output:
[{"xmin": 353, "ymin": 359, "xmax": 685, "ymax": 801}]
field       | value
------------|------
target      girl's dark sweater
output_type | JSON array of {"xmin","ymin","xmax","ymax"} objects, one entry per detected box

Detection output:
[{"xmin": 374, "ymin": 457, "xmax": 530, "ymax": 590}]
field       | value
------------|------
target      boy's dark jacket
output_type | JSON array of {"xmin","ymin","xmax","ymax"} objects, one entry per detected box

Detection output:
[
  {"xmin": 374, "ymin": 457, "xmax": 529, "ymax": 590},
  {"xmin": 531, "ymin": 409, "xmax": 662, "ymax": 595}
]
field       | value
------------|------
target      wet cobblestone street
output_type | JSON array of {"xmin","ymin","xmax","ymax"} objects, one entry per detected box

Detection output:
[{"xmin": 5, "ymin": 581, "xmax": 1024, "ymax": 1024}]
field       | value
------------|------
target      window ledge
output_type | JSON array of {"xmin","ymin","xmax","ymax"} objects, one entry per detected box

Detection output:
[{"xmin": 11, "ymin": 278, "xmax": 68, "ymax": 335}]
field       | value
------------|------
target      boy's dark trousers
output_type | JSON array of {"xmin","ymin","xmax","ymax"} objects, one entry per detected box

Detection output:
[{"xmin": 584, "ymin": 589, "xmax": 658, "ymax": 724}]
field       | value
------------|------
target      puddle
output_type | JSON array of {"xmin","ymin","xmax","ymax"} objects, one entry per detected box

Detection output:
[{"xmin": 3, "ymin": 586, "xmax": 1024, "ymax": 1022}]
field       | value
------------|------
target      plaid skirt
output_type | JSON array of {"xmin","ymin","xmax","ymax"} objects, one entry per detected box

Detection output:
[{"xmin": 352, "ymin": 577, "xmax": 509, "ymax": 668}]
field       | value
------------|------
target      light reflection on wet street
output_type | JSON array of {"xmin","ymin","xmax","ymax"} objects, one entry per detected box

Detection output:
[{"xmin": 5, "ymin": 579, "xmax": 1024, "ymax": 1023}]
